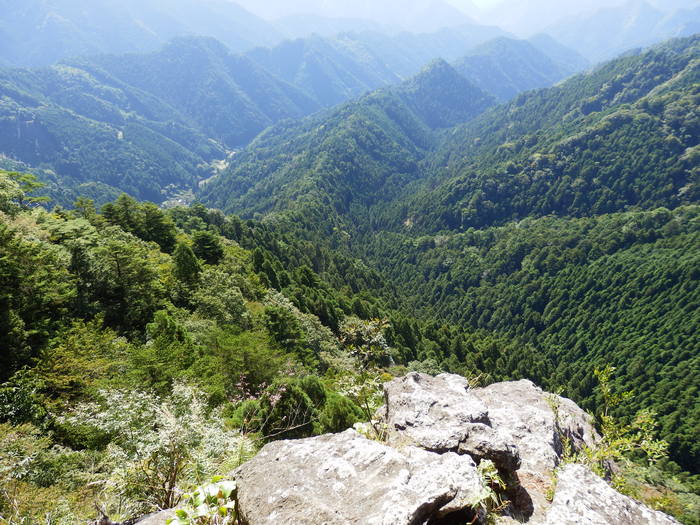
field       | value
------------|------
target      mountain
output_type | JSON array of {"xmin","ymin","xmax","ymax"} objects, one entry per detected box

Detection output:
[
  {"xmin": 236, "ymin": 0, "xmax": 476, "ymax": 32},
  {"xmin": 200, "ymin": 61, "xmax": 495, "ymax": 226},
  {"xmin": 273, "ymin": 15, "xmax": 395, "ymax": 40},
  {"xmin": 406, "ymin": 35, "xmax": 700, "ymax": 231},
  {"xmin": 527, "ymin": 33, "xmax": 590, "ymax": 73},
  {"xmin": 476, "ymin": 0, "xmax": 625, "ymax": 35},
  {"xmin": 199, "ymin": 36, "xmax": 700, "ymax": 474},
  {"xmin": 544, "ymin": 0, "xmax": 700, "ymax": 62},
  {"xmin": 84, "ymin": 38, "xmax": 320, "ymax": 147},
  {"xmin": 0, "ymin": 37, "xmax": 322, "ymax": 203},
  {"xmin": 0, "ymin": 0, "xmax": 282, "ymax": 67},
  {"xmin": 246, "ymin": 35, "xmax": 401, "ymax": 108},
  {"xmin": 245, "ymin": 24, "xmax": 511, "ymax": 107},
  {"xmin": 452, "ymin": 37, "xmax": 581, "ymax": 102}
]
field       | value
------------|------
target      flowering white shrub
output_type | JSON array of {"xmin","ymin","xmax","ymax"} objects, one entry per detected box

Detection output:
[{"xmin": 60, "ymin": 383, "xmax": 255, "ymax": 514}]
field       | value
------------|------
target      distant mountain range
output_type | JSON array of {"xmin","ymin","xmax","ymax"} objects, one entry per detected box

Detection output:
[
  {"xmin": 544, "ymin": 0, "xmax": 700, "ymax": 62},
  {"xmin": 0, "ymin": 0, "xmax": 283, "ymax": 67},
  {"xmin": 0, "ymin": 31, "xmax": 585, "ymax": 205}
]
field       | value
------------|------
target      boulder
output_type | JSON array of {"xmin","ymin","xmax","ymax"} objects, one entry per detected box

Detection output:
[
  {"xmin": 542, "ymin": 464, "xmax": 680, "ymax": 525},
  {"xmin": 133, "ymin": 510, "xmax": 175, "ymax": 524},
  {"xmin": 381, "ymin": 373, "xmax": 520, "ymax": 471},
  {"xmin": 234, "ymin": 429, "xmax": 484, "ymax": 525},
  {"xmin": 473, "ymin": 379, "xmax": 598, "ymax": 478},
  {"xmin": 380, "ymin": 373, "xmax": 599, "ymax": 519}
]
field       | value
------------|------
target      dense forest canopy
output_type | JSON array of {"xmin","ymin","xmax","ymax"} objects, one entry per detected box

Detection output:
[{"xmin": 0, "ymin": 6, "xmax": 698, "ymax": 522}]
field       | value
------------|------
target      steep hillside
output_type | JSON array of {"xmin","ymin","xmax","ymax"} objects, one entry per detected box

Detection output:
[
  {"xmin": 453, "ymin": 37, "xmax": 578, "ymax": 102},
  {"xmin": 84, "ymin": 37, "xmax": 320, "ymax": 147},
  {"xmin": 0, "ymin": 38, "xmax": 323, "ymax": 203},
  {"xmin": 0, "ymin": 63, "xmax": 222, "ymax": 203},
  {"xmin": 363, "ymin": 207, "xmax": 700, "ymax": 473},
  {"xmin": 405, "ymin": 35, "xmax": 700, "ymax": 231},
  {"xmin": 246, "ymin": 35, "xmax": 401, "ymax": 107},
  {"xmin": 200, "ymin": 61, "xmax": 495, "ymax": 229}
]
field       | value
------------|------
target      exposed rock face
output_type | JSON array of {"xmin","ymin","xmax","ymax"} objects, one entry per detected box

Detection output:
[
  {"xmin": 381, "ymin": 373, "xmax": 597, "ymax": 479},
  {"xmin": 234, "ymin": 429, "xmax": 484, "ymax": 525},
  {"xmin": 183, "ymin": 373, "xmax": 679, "ymax": 525},
  {"xmin": 381, "ymin": 373, "xmax": 520, "ymax": 471},
  {"xmin": 543, "ymin": 464, "xmax": 680, "ymax": 525}
]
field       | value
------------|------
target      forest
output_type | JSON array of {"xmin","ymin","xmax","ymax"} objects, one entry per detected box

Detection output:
[{"xmin": 0, "ymin": 21, "xmax": 698, "ymax": 525}]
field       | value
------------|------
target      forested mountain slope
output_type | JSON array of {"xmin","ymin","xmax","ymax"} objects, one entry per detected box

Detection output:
[
  {"xmin": 0, "ymin": 38, "xmax": 319, "ymax": 204},
  {"xmin": 0, "ymin": 60, "xmax": 222, "ymax": 203},
  {"xmin": 83, "ymin": 38, "xmax": 320, "ymax": 147},
  {"xmin": 403, "ymin": 35, "xmax": 699, "ymax": 231},
  {"xmin": 200, "ymin": 60, "xmax": 495, "ymax": 230},
  {"xmin": 200, "ymin": 36, "xmax": 700, "ymax": 475},
  {"xmin": 452, "ymin": 37, "xmax": 580, "ymax": 102},
  {"xmin": 363, "ymin": 207, "xmax": 700, "ymax": 472}
]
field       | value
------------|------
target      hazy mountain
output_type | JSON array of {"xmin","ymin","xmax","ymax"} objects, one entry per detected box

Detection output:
[
  {"xmin": 85, "ymin": 37, "xmax": 320, "ymax": 147},
  {"xmin": 246, "ymin": 35, "xmax": 401, "ymax": 107},
  {"xmin": 0, "ymin": 0, "xmax": 282, "ymax": 67},
  {"xmin": 544, "ymin": 0, "xmax": 700, "ymax": 62},
  {"xmin": 527, "ymin": 33, "xmax": 590, "ymax": 72},
  {"xmin": 452, "ymin": 37, "xmax": 581, "ymax": 102},
  {"xmin": 476, "ymin": 0, "xmax": 626, "ymax": 35},
  {"xmin": 273, "ymin": 15, "xmax": 396, "ymax": 39},
  {"xmin": 235, "ymin": 0, "xmax": 476, "ymax": 32},
  {"xmin": 245, "ymin": 25, "xmax": 509, "ymax": 107}
]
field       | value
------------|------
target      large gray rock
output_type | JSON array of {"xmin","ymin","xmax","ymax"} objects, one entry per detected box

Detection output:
[
  {"xmin": 542, "ymin": 464, "xmax": 680, "ymax": 525},
  {"xmin": 381, "ymin": 373, "xmax": 597, "ymax": 478},
  {"xmin": 381, "ymin": 373, "xmax": 599, "ymax": 520},
  {"xmin": 234, "ymin": 429, "xmax": 484, "ymax": 525},
  {"xmin": 133, "ymin": 510, "xmax": 175, "ymax": 524},
  {"xmin": 473, "ymin": 379, "xmax": 598, "ymax": 478},
  {"xmin": 381, "ymin": 373, "xmax": 520, "ymax": 471}
]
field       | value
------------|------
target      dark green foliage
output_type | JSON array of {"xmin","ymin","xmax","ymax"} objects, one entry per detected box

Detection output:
[
  {"xmin": 172, "ymin": 241, "xmax": 201, "ymax": 286},
  {"xmin": 192, "ymin": 230, "xmax": 224, "ymax": 265},
  {"xmin": 364, "ymin": 207, "xmax": 700, "ymax": 471},
  {"xmin": 0, "ymin": 223, "xmax": 75, "ymax": 381},
  {"xmin": 102, "ymin": 194, "xmax": 177, "ymax": 252}
]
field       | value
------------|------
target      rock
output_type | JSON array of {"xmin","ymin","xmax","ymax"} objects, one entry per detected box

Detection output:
[
  {"xmin": 381, "ymin": 373, "xmax": 521, "ymax": 471},
  {"xmin": 472, "ymin": 380, "xmax": 598, "ymax": 478},
  {"xmin": 542, "ymin": 464, "xmax": 680, "ymax": 525},
  {"xmin": 133, "ymin": 510, "xmax": 175, "ymax": 525},
  {"xmin": 380, "ymin": 373, "xmax": 599, "ymax": 520},
  {"xmin": 136, "ymin": 510, "xmax": 175, "ymax": 525},
  {"xmin": 234, "ymin": 429, "xmax": 484, "ymax": 525}
]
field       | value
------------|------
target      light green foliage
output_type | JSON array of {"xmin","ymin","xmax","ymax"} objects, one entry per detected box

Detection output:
[
  {"xmin": 60, "ymin": 383, "xmax": 255, "ymax": 514},
  {"xmin": 192, "ymin": 267, "xmax": 250, "ymax": 328},
  {"xmin": 470, "ymin": 459, "xmax": 507, "ymax": 523},
  {"xmin": 169, "ymin": 478, "xmax": 238, "ymax": 525},
  {"xmin": 340, "ymin": 317, "xmax": 392, "ymax": 368},
  {"xmin": 0, "ymin": 171, "xmax": 24, "ymax": 217},
  {"xmin": 579, "ymin": 366, "xmax": 669, "ymax": 479}
]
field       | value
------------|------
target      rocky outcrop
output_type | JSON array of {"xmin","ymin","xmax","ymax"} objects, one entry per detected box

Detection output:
[
  {"xmin": 380, "ymin": 373, "xmax": 601, "ymax": 520},
  {"xmin": 234, "ymin": 429, "xmax": 485, "ymax": 525},
  {"xmin": 381, "ymin": 373, "xmax": 597, "ymax": 478},
  {"xmin": 179, "ymin": 373, "xmax": 678, "ymax": 525},
  {"xmin": 543, "ymin": 464, "xmax": 679, "ymax": 524}
]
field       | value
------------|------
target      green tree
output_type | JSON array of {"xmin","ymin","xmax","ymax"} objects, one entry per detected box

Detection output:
[{"xmin": 172, "ymin": 241, "xmax": 201, "ymax": 286}]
